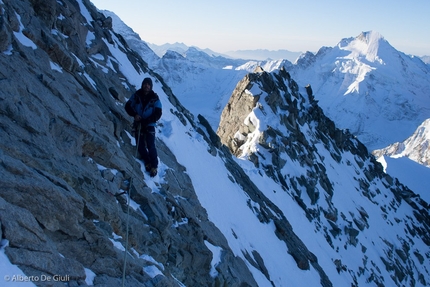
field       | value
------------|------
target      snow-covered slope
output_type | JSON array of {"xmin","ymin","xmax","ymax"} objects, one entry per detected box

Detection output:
[
  {"xmin": 152, "ymin": 49, "xmax": 249, "ymax": 128},
  {"xmin": 377, "ymin": 155, "xmax": 430, "ymax": 203},
  {"xmin": 374, "ymin": 118, "xmax": 430, "ymax": 202},
  {"xmin": 101, "ymin": 10, "xmax": 160, "ymax": 66},
  {"xmin": 421, "ymin": 55, "xmax": 430, "ymax": 64},
  {"xmin": 216, "ymin": 68, "xmax": 430, "ymax": 286},
  {"xmin": 374, "ymin": 118, "xmax": 430, "ymax": 167},
  {"xmin": 288, "ymin": 31, "xmax": 430, "ymax": 151},
  {"xmin": 99, "ymin": 10, "xmax": 250, "ymax": 128},
  {"xmin": 151, "ymin": 48, "xmax": 294, "ymax": 128}
]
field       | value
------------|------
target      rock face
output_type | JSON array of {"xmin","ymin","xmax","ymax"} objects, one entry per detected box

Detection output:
[
  {"xmin": 217, "ymin": 67, "xmax": 430, "ymax": 286},
  {"xmin": 0, "ymin": 0, "xmax": 256, "ymax": 286}
]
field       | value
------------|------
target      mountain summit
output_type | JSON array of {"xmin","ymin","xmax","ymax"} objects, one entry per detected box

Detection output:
[
  {"xmin": 343, "ymin": 31, "xmax": 388, "ymax": 61},
  {"xmin": 290, "ymin": 31, "xmax": 430, "ymax": 150}
]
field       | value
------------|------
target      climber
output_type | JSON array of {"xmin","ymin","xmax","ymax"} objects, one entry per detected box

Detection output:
[{"xmin": 125, "ymin": 77, "xmax": 162, "ymax": 177}]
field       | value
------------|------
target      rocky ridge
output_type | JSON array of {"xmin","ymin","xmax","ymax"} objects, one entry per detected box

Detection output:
[
  {"xmin": 0, "ymin": 0, "xmax": 256, "ymax": 286},
  {"xmin": 217, "ymin": 66, "xmax": 430, "ymax": 286}
]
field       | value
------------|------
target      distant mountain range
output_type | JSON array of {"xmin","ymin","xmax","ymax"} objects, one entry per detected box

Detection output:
[
  {"xmin": 223, "ymin": 49, "xmax": 303, "ymax": 62},
  {"xmin": 146, "ymin": 42, "xmax": 303, "ymax": 63},
  {"xmin": 146, "ymin": 42, "xmax": 429, "ymax": 65}
]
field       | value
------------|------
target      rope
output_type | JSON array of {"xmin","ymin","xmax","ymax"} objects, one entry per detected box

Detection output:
[{"xmin": 122, "ymin": 123, "xmax": 141, "ymax": 287}]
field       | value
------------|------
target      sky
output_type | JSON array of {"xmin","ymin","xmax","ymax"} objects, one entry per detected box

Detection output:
[{"xmin": 90, "ymin": 0, "xmax": 430, "ymax": 56}]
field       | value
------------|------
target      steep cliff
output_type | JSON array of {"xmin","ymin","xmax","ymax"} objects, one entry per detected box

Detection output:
[
  {"xmin": 217, "ymin": 67, "xmax": 430, "ymax": 286},
  {"xmin": 0, "ymin": 0, "xmax": 256, "ymax": 286}
]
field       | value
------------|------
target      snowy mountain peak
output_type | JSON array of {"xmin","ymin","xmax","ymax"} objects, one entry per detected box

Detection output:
[
  {"xmin": 184, "ymin": 46, "xmax": 203, "ymax": 55},
  {"xmin": 356, "ymin": 30, "xmax": 384, "ymax": 46},
  {"xmin": 147, "ymin": 41, "xmax": 189, "ymax": 57},
  {"xmin": 289, "ymin": 31, "xmax": 430, "ymax": 150},
  {"xmin": 162, "ymin": 49, "xmax": 186, "ymax": 60},
  {"xmin": 338, "ymin": 30, "xmax": 388, "ymax": 62}
]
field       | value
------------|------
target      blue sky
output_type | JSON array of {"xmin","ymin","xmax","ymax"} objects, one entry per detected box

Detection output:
[{"xmin": 89, "ymin": 0, "xmax": 429, "ymax": 56}]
